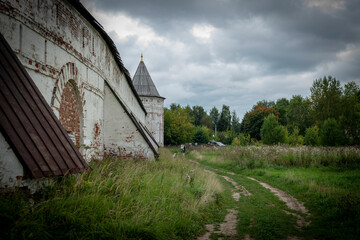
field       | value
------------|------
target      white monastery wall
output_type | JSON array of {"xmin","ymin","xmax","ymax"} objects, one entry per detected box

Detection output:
[{"xmin": 0, "ymin": 0, "xmax": 154, "ymax": 161}]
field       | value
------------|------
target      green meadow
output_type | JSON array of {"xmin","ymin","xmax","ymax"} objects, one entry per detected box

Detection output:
[
  {"xmin": 1, "ymin": 146, "xmax": 359, "ymax": 239},
  {"xmin": 187, "ymin": 145, "xmax": 360, "ymax": 239}
]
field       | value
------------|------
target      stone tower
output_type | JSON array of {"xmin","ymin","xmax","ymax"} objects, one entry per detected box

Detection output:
[{"xmin": 133, "ymin": 55, "xmax": 165, "ymax": 146}]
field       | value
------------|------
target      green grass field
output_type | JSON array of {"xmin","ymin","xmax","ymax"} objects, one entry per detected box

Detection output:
[
  {"xmin": 187, "ymin": 145, "xmax": 360, "ymax": 239},
  {"xmin": 1, "ymin": 146, "xmax": 359, "ymax": 239}
]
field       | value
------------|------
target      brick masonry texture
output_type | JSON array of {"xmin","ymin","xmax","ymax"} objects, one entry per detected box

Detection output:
[{"xmin": 59, "ymin": 82, "xmax": 81, "ymax": 146}]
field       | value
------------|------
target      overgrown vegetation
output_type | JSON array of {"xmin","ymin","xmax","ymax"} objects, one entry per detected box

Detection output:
[
  {"xmin": 0, "ymin": 148, "xmax": 226, "ymax": 240},
  {"xmin": 188, "ymin": 145, "xmax": 360, "ymax": 239},
  {"xmin": 164, "ymin": 76, "xmax": 360, "ymax": 146}
]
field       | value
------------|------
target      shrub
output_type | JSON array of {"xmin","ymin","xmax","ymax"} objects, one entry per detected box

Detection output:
[
  {"xmin": 232, "ymin": 133, "xmax": 250, "ymax": 146},
  {"xmin": 261, "ymin": 114, "xmax": 286, "ymax": 144},
  {"xmin": 320, "ymin": 118, "xmax": 345, "ymax": 146},
  {"xmin": 232, "ymin": 137, "xmax": 241, "ymax": 146},
  {"xmin": 193, "ymin": 126, "xmax": 211, "ymax": 144},
  {"xmin": 288, "ymin": 127, "xmax": 304, "ymax": 146},
  {"xmin": 304, "ymin": 126, "xmax": 320, "ymax": 146}
]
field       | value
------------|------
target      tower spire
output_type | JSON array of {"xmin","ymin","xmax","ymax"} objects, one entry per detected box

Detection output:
[{"xmin": 141, "ymin": 53, "xmax": 143, "ymax": 62}]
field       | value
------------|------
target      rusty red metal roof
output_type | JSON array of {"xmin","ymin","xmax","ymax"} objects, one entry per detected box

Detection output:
[{"xmin": 0, "ymin": 33, "xmax": 90, "ymax": 179}]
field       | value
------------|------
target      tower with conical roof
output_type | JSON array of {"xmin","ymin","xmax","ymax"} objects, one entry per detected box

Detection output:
[{"xmin": 133, "ymin": 54, "xmax": 165, "ymax": 146}]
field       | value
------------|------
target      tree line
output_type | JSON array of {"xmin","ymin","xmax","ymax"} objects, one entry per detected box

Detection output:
[{"xmin": 164, "ymin": 76, "xmax": 360, "ymax": 146}]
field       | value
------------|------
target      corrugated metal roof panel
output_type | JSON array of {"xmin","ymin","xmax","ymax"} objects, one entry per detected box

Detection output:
[{"xmin": 0, "ymin": 33, "xmax": 90, "ymax": 178}]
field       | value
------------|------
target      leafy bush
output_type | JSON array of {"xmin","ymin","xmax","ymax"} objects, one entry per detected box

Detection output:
[
  {"xmin": 193, "ymin": 126, "xmax": 211, "ymax": 144},
  {"xmin": 260, "ymin": 114, "xmax": 286, "ymax": 144},
  {"xmin": 232, "ymin": 133, "xmax": 250, "ymax": 146},
  {"xmin": 288, "ymin": 127, "xmax": 304, "ymax": 146},
  {"xmin": 320, "ymin": 118, "xmax": 345, "ymax": 146},
  {"xmin": 304, "ymin": 126, "xmax": 320, "ymax": 146}
]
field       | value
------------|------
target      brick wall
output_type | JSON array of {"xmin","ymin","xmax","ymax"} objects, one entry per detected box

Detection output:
[{"xmin": 59, "ymin": 81, "xmax": 81, "ymax": 146}]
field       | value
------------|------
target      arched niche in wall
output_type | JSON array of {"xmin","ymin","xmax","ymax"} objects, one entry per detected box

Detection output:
[{"xmin": 51, "ymin": 62, "xmax": 85, "ymax": 149}]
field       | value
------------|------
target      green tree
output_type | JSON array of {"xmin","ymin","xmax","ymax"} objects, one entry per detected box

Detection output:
[
  {"xmin": 340, "ymin": 82, "xmax": 360, "ymax": 145},
  {"xmin": 304, "ymin": 126, "xmax": 320, "ymax": 146},
  {"xmin": 274, "ymin": 98, "xmax": 289, "ymax": 126},
  {"xmin": 209, "ymin": 106, "xmax": 220, "ymax": 134},
  {"xmin": 310, "ymin": 76, "xmax": 342, "ymax": 124},
  {"xmin": 257, "ymin": 100, "xmax": 275, "ymax": 108},
  {"xmin": 218, "ymin": 105, "xmax": 231, "ymax": 132},
  {"xmin": 190, "ymin": 105, "xmax": 206, "ymax": 126},
  {"xmin": 193, "ymin": 126, "xmax": 211, "ymax": 144},
  {"xmin": 170, "ymin": 103, "xmax": 180, "ymax": 111},
  {"xmin": 320, "ymin": 118, "xmax": 345, "ymax": 146},
  {"xmin": 201, "ymin": 114, "xmax": 213, "ymax": 129},
  {"xmin": 241, "ymin": 104, "xmax": 279, "ymax": 140},
  {"xmin": 164, "ymin": 106, "xmax": 195, "ymax": 145},
  {"xmin": 231, "ymin": 110, "xmax": 241, "ymax": 134},
  {"xmin": 287, "ymin": 95, "xmax": 311, "ymax": 134},
  {"xmin": 260, "ymin": 114, "xmax": 286, "ymax": 145}
]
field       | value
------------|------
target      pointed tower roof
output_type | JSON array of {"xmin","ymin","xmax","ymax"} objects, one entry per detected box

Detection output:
[{"xmin": 133, "ymin": 55, "xmax": 164, "ymax": 98}]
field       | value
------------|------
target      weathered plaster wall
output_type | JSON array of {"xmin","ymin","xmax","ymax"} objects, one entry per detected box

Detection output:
[
  {"xmin": 0, "ymin": 132, "xmax": 52, "ymax": 192},
  {"xmin": 0, "ymin": 132, "xmax": 23, "ymax": 188},
  {"xmin": 103, "ymin": 85, "xmax": 156, "ymax": 160},
  {"xmin": 0, "ymin": 0, "xmax": 151, "ymax": 161},
  {"xmin": 141, "ymin": 96, "xmax": 164, "ymax": 147}
]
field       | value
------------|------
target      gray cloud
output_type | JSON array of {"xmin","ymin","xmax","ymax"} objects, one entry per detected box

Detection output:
[{"xmin": 83, "ymin": 0, "xmax": 360, "ymax": 119}]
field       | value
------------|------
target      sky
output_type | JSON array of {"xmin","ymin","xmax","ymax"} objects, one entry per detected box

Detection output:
[{"xmin": 82, "ymin": 0, "xmax": 360, "ymax": 120}]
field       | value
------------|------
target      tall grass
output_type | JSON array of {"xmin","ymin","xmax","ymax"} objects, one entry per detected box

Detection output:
[
  {"xmin": 0, "ymin": 148, "xmax": 225, "ymax": 240},
  {"xmin": 189, "ymin": 145, "xmax": 360, "ymax": 169}
]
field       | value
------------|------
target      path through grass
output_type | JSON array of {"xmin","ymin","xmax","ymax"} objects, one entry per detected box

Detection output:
[{"xmin": 187, "ymin": 145, "xmax": 360, "ymax": 240}]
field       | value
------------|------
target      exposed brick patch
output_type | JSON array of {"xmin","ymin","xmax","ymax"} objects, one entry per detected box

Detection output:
[{"xmin": 59, "ymin": 82, "xmax": 81, "ymax": 146}]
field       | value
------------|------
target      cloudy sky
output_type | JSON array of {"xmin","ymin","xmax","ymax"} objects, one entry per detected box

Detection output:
[{"xmin": 83, "ymin": 0, "xmax": 360, "ymax": 119}]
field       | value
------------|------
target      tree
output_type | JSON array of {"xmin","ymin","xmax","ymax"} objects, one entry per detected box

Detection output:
[
  {"xmin": 340, "ymin": 82, "xmax": 360, "ymax": 145},
  {"xmin": 190, "ymin": 105, "xmax": 206, "ymax": 126},
  {"xmin": 274, "ymin": 98, "xmax": 289, "ymax": 126},
  {"xmin": 320, "ymin": 118, "xmax": 345, "ymax": 146},
  {"xmin": 201, "ymin": 114, "xmax": 213, "ymax": 129},
  {"xmin": 170, "ymin": 103, "xmax": 180, "ymax": 111},
  {"xmin": 193, "ymin": 126, "xmax": 211, "ymax": 144},
  {"xmin": 257, "ymin": 100, "xmax": 275, "ymax": 108},
  {"xmin": 287, "ymin": 95, "xmax": 311, "ymax": 135},
  {"xmin": 310, "ymin": 76, "xmax": 342, "ymax": 124},
  {"xmin": 218, "ymin": 105, "xmax": 231, "ymax": 132},
  {"xmin": 304, "ymin": 126, "xmax": 320, "ymax": 146},
  {"xmin": 241, "ymin": 104, "xmax": 279, "ymax": 140},
  {"xmin": 231, "ymin": 110, "xmax": 241, "ymax": 134},
  {"xmin": 260, "ymin": 114, "xmax": 286, "ymax": 144},
  {"xmin": 209, "ymin": 106, "xmax": 220, "ymax": 134},
  {"xmin": 164, "ymin": 106, "xmax": 195, "ymax": 145}
]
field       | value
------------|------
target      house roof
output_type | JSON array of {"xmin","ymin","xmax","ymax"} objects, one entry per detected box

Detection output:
[
  {"xmin": 0, "ymin": 33, "xmax": 90, "ymax": 179},
  {"xmin": 132, "ymin": 56, "xmax": 164, "ymax": 98}
]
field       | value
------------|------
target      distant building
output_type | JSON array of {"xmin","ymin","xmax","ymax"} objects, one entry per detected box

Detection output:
[{"xmin": 133, "ymin": 55, "xmax": 165, "ymax": 146}]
